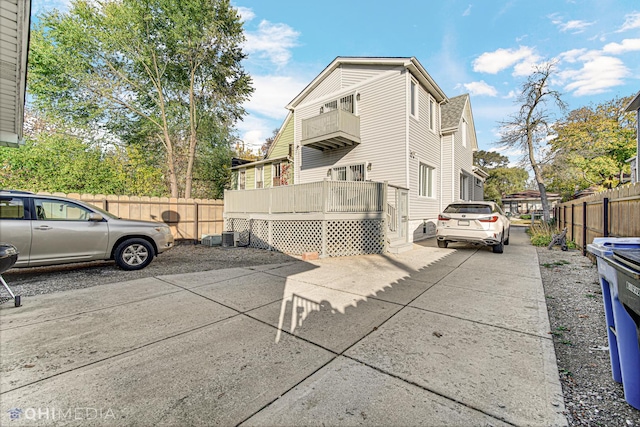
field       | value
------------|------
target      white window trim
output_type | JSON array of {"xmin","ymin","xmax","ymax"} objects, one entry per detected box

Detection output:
[
  {"xmin": 461, "ymin": 117, "xmax": 467, "ymax": 148},
  {"xmin": 418, "ymin": 162, "xmax": 435, "ymax": 198},
  {"xmin": 255, "ymin": 165, "xmax": 264, "ymax": 188},
  {"xmin": 429, "ymin": 97, "xmax": 436, "ymax": 133},
  {"xmin": 330, "ymin": 162, "xmax": 367, "ymax": 181},
  {"xmin": 410, "ymin": 78, "xmax": 419, "ymax": 120}
]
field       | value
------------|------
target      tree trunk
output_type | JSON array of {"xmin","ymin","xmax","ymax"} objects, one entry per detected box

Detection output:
[{"xmin": 184, "ymin": 69, "xmax": 197, "ymax": 199}]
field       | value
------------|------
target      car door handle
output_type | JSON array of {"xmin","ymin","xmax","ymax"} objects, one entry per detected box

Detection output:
[{"xmin": 34, "ymin": 225, "xmax": 52, "ymax": 231}]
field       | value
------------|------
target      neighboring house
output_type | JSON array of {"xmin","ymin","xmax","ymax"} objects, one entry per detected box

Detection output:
[
  {"xmin": 625, "ymin": 90, "xmax": 639, "ymax": 184},
  {"xmin": 501, "ymin": 190, "xmax": 562, "ymax": 216},
  {"xmin": 232, "ymin": 113, "xmax": 294, "ymax": 190},
  {"xmin": 283, "ymin": 57, "xmax": 484, "ymax": 240}
]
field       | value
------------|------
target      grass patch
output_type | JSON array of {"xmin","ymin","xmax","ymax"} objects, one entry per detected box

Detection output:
[{"xmin": 527, "ymin": 222, "xmax": 577, "ymax": 249}]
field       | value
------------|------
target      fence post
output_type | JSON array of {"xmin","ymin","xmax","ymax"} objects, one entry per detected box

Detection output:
[
  {"xmin": 582, "ymin": 201, "xmax": 587, "ymax": 255},
  {"xmin": 103, "ymin": 199, "xmax": 108, "ymax": 211},
  {"xmin": 193, "ymin": 202, "xmax": 199, "ymax": 244},
  {"xmin": 603, "ymin": 197, "xmax": 609, "ymax": 237},
  {"xmin": 570, "ymin": 203, "xmax": 574, "ymax": 242}
]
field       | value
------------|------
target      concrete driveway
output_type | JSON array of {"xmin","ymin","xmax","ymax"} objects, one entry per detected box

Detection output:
[{"xmin": 0, "ymin": 227, "xmax": 566, "ymax": 426}]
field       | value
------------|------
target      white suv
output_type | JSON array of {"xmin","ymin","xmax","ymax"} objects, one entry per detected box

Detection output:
[
  {"xmin": 0, "ymin": 191, "xmax": 174, "ymax": 270},
  {"xmin": 436, "ymin": 201, "xmax": 510, "ymax": 253}
]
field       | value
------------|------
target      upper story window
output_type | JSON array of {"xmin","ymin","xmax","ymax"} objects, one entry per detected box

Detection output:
[
  {"xmin": 461, "ymin": 117, "xmax": 468, "ymax": 148},
  {"xmin": 410, "ymin": 79, "xmax": 418, "ymax": 118},
  {"xmin": 429, "ymin": 98, "xmax": 435, "ymax": 132}
]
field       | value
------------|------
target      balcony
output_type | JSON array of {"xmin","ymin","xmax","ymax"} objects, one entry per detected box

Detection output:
[{"xmin": 301, "ymin": 109, "xmax": 361, "ymax": 151}]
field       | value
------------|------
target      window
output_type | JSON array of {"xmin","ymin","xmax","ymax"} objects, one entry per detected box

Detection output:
[
  {"xmin": 331, "ymin": 163, "xmax": 365, "ymax": 181},
  {"xmin": 460, "ymin": 174, "xmax": 469, "ymax": 200},
  {"xmin": 340, "ymin": 94, "xmax": 354, "ymax": 113},
  {"xmin": 34, "ymin": 199, "xmax": 92, "ymax": 221},
  {"xmin": 255, "ymin": 165, "xmax": 264, "ymax": 189},
  {"xmin": 273, "ymin": 163, "xmax": 282, "ymax": 186},
  {"xmin": 419, "ymin": 163, "xmax": 434, "ymax": 197},
  {"xmin": 429, "ymin": 98, "xmax": 435, "ymax": 131},
  {"xmin": 461, "ymin": 117, "xmax": 467, "ymax": 148},
  {"xmin": 239, "ymin": 170, "xmax": 246, "ymax": 190},
  {"xmin": 0, "ymin": 197, "xmax": 25, "ymax": 219},
  {"xmin": 410, "ymin": 80, "xmax": 418, "ymax": 118}
]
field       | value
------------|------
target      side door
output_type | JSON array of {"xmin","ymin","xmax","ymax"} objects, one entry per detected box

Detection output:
[
  {"xmin": 29, "ymin": 198, "xmax": 110, "ymax": 266},
  {"xmin": 0, "ymin": 195, "xmax": 32, "ymax": 267}
]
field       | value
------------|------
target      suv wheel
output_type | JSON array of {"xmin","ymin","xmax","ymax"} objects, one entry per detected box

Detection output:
[
  {"xmin": 492, "ymin": 232, "xmax": 504, "ymax": 254},
  {"xmin": 115, "ymin": 238, "xmax": 154, "ymax": 270}
]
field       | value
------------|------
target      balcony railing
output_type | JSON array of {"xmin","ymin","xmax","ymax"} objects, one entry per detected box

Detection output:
[
  {"xmin": 301, "ymin": 109, "xmax": 361, "ymax": 151},
  {"xmin": 224, "ymin": 180, "xmax": 384, "ymax": 214}
]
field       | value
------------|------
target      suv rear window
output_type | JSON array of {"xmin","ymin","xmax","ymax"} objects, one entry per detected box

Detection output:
[
  {"xmin": 443, "ymin": 204, "xmax": 492, "ymax": 214},
  {"xmin": 0, "ymin": 198, "xmax": 25, "ymax": 219}
]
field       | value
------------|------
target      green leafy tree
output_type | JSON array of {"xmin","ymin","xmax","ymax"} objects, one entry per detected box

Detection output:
[
  {"xmin": 473, "ymin": 150, "xmax": 509, "ymax": 169},
  {"xmin": 28, "ymin": 0, "xmax": 253, "ymax": 198},
  {"xmin": 548, "ymin": 96, "xmax": 636, "ymax": 193},
  {"xmin": 498, "ymin": 62, "xmax": 566, "ymax": 222},
  {"xmin": 473, "ymin": 150, "xmax": 527, "ymax": 204}
]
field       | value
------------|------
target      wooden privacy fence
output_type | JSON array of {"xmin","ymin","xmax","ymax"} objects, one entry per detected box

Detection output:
[
  {"xmin": 555, "ymin": 183, "xmax": 640, "ymax": 255},
  {"xmin": 37, "ymin": 192, "xmax": 224, "ymax": 242}
]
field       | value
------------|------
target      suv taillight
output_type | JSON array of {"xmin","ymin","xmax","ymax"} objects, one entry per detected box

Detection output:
[
  {"xmin": 438, "ymin": 215, "xmax": 450, "ymax": 221},
  {"xmin": 479, "ymin": 216, "xmax": 499, "ymax": 223}
]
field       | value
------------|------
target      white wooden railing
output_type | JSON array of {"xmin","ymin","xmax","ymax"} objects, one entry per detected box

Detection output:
[
  {"xmin": 224, "ymin": 181, "xmax": 385, "ymax": 214},
  {"xmin": 301, "ymin": 109, "xmax": 360, "ymax": 142}
]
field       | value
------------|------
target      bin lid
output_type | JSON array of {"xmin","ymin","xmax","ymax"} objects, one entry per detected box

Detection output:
[
  {"xmin": 613, "ymin": 249, "xmax": 640, "ymax": 272},
  {"xmin": 588, "ymin": 237, "xmax": 640, "ymax": 258}
]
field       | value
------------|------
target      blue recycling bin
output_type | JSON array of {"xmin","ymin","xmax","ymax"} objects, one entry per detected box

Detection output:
[{"xmin": 587, "ymin": 237, "xmax": 640, "ymax": 410}]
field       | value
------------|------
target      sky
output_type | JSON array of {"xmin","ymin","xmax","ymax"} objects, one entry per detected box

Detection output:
[{"xmin": 31, "ymin": 0, "xmax": 640, "ymax": 164}]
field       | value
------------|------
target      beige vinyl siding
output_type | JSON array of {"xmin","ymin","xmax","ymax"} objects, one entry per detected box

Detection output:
[
  {"xmin": 340, "ymin": 64, "xmax": 397, "ymax": 87},
  {"xmin": 269, "ymin": 115, "xmax": 294, "ymax": 158},
  {"xmin": 453, "ymin": 106, "xmax": 475, "ymax": 200},
  {"xmin": 297, "ymin": 70, "xmax": 407, "ymax": 187},
  {"xmin": 305, "ymin": 68, "xmax": 342, "ymax": 103},
  {"xmin": 409, "ymin": 82, "xmax": 441, "ymax": 221},
  {"xmin": 244, "ymin": 168, "xmax": 255, "ymax": 190},
  {"xmin": 441, "ymin": 134, "xmax": 454, "ymax": 206}
]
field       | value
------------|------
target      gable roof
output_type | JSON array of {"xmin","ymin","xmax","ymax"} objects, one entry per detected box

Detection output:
[
  {"xmin": 441, "ymin": 94, "xmax": 468, "ymax": 131},
  {"xmin": 286, "ymin": 57, "xmax": 448, "ymax": 110},
  {"xmin": 625, "ymin": 90, "xmax": 640, "ymax": 112}
]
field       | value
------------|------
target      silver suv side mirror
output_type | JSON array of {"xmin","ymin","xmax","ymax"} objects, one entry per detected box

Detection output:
[{"xmin": 88, "ymin": 213, "xmax": 104, "ymax": 222}]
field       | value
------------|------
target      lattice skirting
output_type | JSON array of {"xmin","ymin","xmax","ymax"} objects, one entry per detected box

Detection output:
[{"xmin": 224, "ymin": 217, "xmax": 385, "ymax": 257}]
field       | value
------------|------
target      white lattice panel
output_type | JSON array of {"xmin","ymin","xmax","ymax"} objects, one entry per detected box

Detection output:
[
  {"xmin": 250, "ymin": 220, "xmax": 270, "ymax": 250},
  {"xmin": 271, "ymin": 221, "xmax": 322, "ymax": 254},
  {"xmin": 228, "ymin": 218, "xmax": 250, "ymax": 246},
  {"xmin": 327, "ymin": 220, "xmax": 384, "ymax": 256}
]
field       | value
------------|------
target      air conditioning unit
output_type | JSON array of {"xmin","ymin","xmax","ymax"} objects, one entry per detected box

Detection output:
[{"xmin": 221, "ymin": 232, "xmax": 235, "ymax": 247}]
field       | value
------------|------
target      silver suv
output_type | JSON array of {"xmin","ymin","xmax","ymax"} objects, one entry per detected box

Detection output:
[{"xmin": 0, "ymin": 191, "xmax": 174, "ymax": 270}]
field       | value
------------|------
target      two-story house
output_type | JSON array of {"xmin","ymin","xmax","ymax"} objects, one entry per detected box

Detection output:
[{"xmin": 233, "ymin": 57, "xmax": 484, "ymax": 243}]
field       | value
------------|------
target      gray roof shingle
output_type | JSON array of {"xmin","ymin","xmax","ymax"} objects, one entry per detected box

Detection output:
[{"xmin": 441, "ymin": 94, "xmax": 468, "ymax": 130}]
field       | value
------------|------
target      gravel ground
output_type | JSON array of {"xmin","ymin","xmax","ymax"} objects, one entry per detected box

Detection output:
[
  {"xmin": 2, "ymin": 240, "xmax": 640, "ymax": 425},
  {"xmin": 1, "ymin": 243, "xmax": 299, "ymax": 297},
  {"xmin": 539, "ymin": 246, "xmax": 640, "ymax": 426}
]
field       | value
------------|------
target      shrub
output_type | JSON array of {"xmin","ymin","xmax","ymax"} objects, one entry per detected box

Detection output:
[
  {"xmin": 521, "ymin": 214, "xmax": 531, "ymax": 220},
  {"xmin": 527, "ymin": 222, "xmax": 577, "ymax": 249}
]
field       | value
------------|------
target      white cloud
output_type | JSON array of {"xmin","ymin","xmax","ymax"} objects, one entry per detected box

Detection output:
[
  {"xmin": 235, "ymin": 6, "xmax": 255, "ymax": 22},
  {"xmin": 463, "ymin": 81, "xmax": 498, "ymax": 97},
  {"xmin": 617, "ymin": 11, "xmax": 640, "ymax": 32},
  {"xmin": 473, "ymin": 46, "xmax": 537, "ymax": 74},
  {"xmin": 463, "ymin": 5, "xmax": 472, "ymax": 16},
  {"xmin": 559, "ymin": 55, "xmax": 630, "ymax": 96},
  {"xmin": 244, "ymin": 20, "xmax": 300, "ymax": 67},
  {"xmin": 558, "ymin": 48, "xmax": 588, "ymax": 63},
  {"xmin": 552, "ymin": 18, "xmax": 594, "ymax": 34},
  {"xmin": 602, "ymin": 38, "xmax": 640, "ymax": 55}
]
